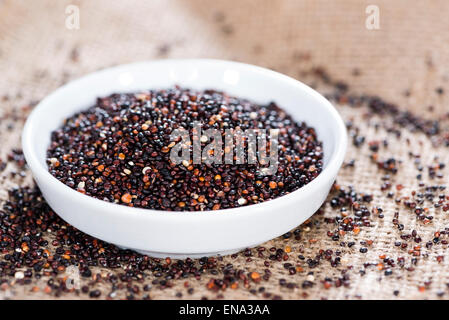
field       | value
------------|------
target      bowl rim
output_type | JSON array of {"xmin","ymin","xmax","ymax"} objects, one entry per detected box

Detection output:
[{"xmin": 22, "ymin": 58, "xmax": 347, "ymax": 218}]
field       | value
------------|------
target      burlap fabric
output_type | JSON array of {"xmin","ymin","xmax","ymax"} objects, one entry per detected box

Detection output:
[{"xmin": 1, "ymin": 0, "xmax": 449, "ymax": 300}]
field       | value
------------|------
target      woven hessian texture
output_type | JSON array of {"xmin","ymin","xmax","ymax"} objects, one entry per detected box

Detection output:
[{"xmin": 1, "ymin": 0, "xmax": 449, "ymax": 300}]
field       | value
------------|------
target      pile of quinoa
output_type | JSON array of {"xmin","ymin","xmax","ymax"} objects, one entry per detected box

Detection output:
[
  {"xmin": 1, "ymin": 65, "xmax": 448, "ymax": 299},
  {"xmin": 46, "ymin": 88, "xmax": 323, "ymax": 211}
]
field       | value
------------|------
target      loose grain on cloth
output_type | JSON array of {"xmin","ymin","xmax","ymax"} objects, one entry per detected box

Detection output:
[{"xmin": 1, "ymin": 0, "xmax": 449, "ymax": 300}]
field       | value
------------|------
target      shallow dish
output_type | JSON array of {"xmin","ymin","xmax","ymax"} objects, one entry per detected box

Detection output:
[{"xmin": 22, "ymin": 59, "xmax": 347, "ymax": 258}]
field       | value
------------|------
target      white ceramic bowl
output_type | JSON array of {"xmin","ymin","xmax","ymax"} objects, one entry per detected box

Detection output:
[{"xmin": 22, "ymin": 59, "xmax": 347, "ymax": 258}]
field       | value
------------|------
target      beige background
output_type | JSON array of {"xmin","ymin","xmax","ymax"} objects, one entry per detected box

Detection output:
[{"xmin": 1, "ymin": 0, "xmax": 449, "ymax": 299}]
